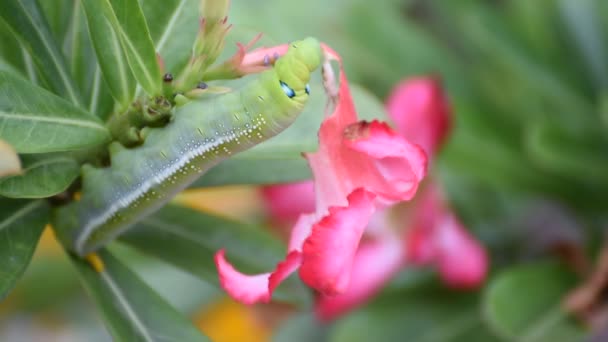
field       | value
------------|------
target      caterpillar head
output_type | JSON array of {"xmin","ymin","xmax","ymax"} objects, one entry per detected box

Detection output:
[{"xmin": 274, "ymin": 37, "xmax": 322, "ymax": 105}]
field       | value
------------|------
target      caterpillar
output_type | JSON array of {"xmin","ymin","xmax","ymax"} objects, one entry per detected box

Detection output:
[{"xmin": 53, "ymin": 37, "xmax": 322, "ymax": 256}]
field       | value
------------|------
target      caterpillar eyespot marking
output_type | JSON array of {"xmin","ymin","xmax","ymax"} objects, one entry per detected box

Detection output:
[
  {"xmin": 53, "ymin": 37, "xmax": 323, "ymax": 256},
  {"xmin": 280, "ymin": 81, "xmax": 295, "ymax": 98}
]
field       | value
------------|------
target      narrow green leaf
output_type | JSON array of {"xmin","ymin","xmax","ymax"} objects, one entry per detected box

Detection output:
[
  {"xmin": 0, "ymin": 155, "xmax": 79, "ymax": 198},
  {"xmin": 100, "ymin": 0, "xmax": 163, "ymax": 96},
  {"xmin": 191, "ymin": 81, "xmax": 386, "ymax": 187},
  {"xmin": 142, "ymin": 0, "xmax": 199, "ymax": 76},
  {"xmin": 70, "ymin": 249, "xmax": 210, "ymax": 341},
  {"xmin": 0, "ymin": 71, "xmax": 110, "ymax": 153},
  {"xmin": 89, "ymin": 66, "xmax": 116, "ymax": 120},
  {"xmin": 120, "ymin": 204, "xmax": 311, "ymax": 306},
  {"xmin": 81, "ymin": 0, "xmax": 137, "ymax": 109},
  {"xmin": 65, "ymin": 1, "xmax": 110, "ymax": 108},
  {"xmin": 0, "ymin": 19, "xmax": 27, "ymax": 77},
  {"xmin": 0, "ymin": 139, "xmax": 21, "ymax": 178},
  {"xmin": 0, "ymin": 199, "xmax": 49, "ymax": 300},
  {"xmin": 483, "ymin": 261, "xmax": 584, "ymax": 341},
  {"xmin": 0, "ymin": 0, "xmax": 83, "ymax": 106},
  {"xmin": 38, "ymin": 0, "xmax": 73, "ymax": 43}
]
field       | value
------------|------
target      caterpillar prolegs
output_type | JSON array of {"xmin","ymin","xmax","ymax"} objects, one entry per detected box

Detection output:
[{"xmin": 53, "ymin": 37, "xmax": 322, "ymax": 256}]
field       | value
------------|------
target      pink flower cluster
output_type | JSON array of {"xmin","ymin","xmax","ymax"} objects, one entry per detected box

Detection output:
[{"xmin": 214, "ymin": 43, "xmax": 488, "ymax": 320}]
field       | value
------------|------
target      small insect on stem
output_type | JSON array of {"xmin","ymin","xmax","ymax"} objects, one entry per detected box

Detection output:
[
  {"xmin": 163, "ymin": 73, "xmax": 174, "ymax": 83},
  {"xmin": 197, "ymin": 82, "xmax": 208, "ymax": 90}
]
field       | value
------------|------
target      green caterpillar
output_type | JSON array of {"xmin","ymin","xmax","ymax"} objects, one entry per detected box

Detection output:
[{"xmin": 54, "ymin": 37, "xmax": 322, "ymax": 256}]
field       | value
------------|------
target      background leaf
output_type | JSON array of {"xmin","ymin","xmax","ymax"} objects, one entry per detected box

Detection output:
[
  {"xmin": 0, "ymin": 0, "xmax": 83, "ymax": 106},
  {"xmin": 0, "ymin": 71, "xmax": 110, "ymax": 153},
  {"xmin": 329, "ymin": 281, "xmax": 494, "ymax": 342},
  {"xmin": 141, "ymin": 0, "xmax": 199, "ymax": 79},
  {"xmin": 104, "ymin": 0, "xmax": 163, "ymax": 96},
  {"xmin": 70, "ymin": 249, "xmax": 210, "ymax": 341},
  {"xmin": 0, "ymin": 155, "xmax": 79, "ymax": 198},
  {"xmin": 81, "ymin": 0, "xmax": 137, "ymax": 109},
  {"xmin": 483, "ymin": 261, "xmax": 585, "ymax": 341},
  {"xmin": 0, "ymin": 199, "xmax": 49, "ymax": 300},
  {"xmin": 120, "ymin": 204, "xmax": 311, "ymax": 306}
]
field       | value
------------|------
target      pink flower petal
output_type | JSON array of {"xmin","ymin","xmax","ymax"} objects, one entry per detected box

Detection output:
[
  {"xmin": 299, "ymin": 189, "xmax": 377, "ymax": 295},
  {"xmin": 261, "ymin": 181, "xmax": 316, "ymax": 226},
  {"xmin": 305, "ymin": 66, "xmax": 427, "ymax": 210},
  {"xmin": 215, "ymin": 249, "xmax": 302, "ymax": 304},
  {"xmin": 315, "ymin": 237, "xmax": 405, "ymax": 321},
  {"xmin": 343, "ymin": 120, "xmax": 427, "ymax": 202},
  {"xmin": 434, "ymin": 214, "xmax": 488, "ymax": 289},
  {"xmin": 405, "ymin": 184, "xmax": 488, "ymax": 289},
  {"xmin": 385, "ymin": 77, "xmax": 452, "ymax": 159}
]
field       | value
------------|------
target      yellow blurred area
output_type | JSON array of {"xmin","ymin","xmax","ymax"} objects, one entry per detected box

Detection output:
[
  {"xmin": 37, "ymin": 225, "xmax": 62, "ymax": 256},
  {"xmin": 174, "ymin": 185, "xmax": 266, "ymax": 221},
  {"xmin": 195, "ymin": 298, "xmax": 271, "ymax": 342}
]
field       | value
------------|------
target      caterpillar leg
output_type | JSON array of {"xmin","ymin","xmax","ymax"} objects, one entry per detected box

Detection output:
[{"xmin": 85, "ymin": 253, "xmax": 105, "ymax": 273}]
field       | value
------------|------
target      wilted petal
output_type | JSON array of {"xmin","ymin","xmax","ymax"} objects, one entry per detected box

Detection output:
[
  {"xmin": 315, "ymin": 237, "xmax": 404, "ymax": 321},
  {"xmin": 385, "ymin": 77, "xmax": 451, "ymax": 158},
  {"xmin": 215, "ymin": 250, "xmax": 302, "ymax": 304},
  {"xmin": 299, "ymin": 189, "xmax": 376, "ymax": 295}
]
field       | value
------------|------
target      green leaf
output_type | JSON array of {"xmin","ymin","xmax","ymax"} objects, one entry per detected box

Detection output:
[
  {"xmin": 81, "ymin": 0, "xmax": 136, "ymax": 109},
  {"xmin": 119, "ymin": 204, "xmax": 311, "ymax": 306},
  {"xmin": 330, "ymin": 283, "xmax": 495, "ymax": 342},
  {"xmin": 483, "ymin": 261, "xmax": 584, "ymax": 341},
  {"xmin": 98, "ymin": 0, "xmax": 163, "ymax": 96},
  {"xmin": 526, "ymin": 120, "xmax": 608, "ymax": 189},
  {"xmin": 191, "ymin": 81, "xmax": 387, "ymax": 187},
  {"xmin": 65, "ymin": 1, "xmax": 113, "ymax": 113},
  {"xmin": 142, "ymin": 0, "xmax": 199, "ymax": 77},
  {"xmin": 0, "ymin": 199, "xmax": 49, "ymax": 300},
  {"xmin": 0, "ymin": 19, "xmax": 27, "ymax": 77},
  {"xmin": 0, "ymin": 0, "xmax": 83, "ymax": 106},
  {"xmin": 0, "ymin": 71, "xmax": 110, "ymax": 153},
  {"xmin": 0, "ymin": 155, "xmax": 79, "ymax": 198},
  {"xmin": 70, "ymin": 249, "xmax": 210, "ymax": 341}
]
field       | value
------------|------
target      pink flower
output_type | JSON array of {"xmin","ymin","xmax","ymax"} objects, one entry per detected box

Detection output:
[
  {"xmin": 257, "ymin": 75, "xmax": 488, "ymax": 320},
  {"xmin": 214, "ymin": 44, "xmax": 427, "ymax": 304},
  {"xmin": 385, "ymin": 77, "xmax": 451, "ymax": 159}
]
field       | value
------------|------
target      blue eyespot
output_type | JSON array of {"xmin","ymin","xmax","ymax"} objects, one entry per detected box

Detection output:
[
  {"xmin": 280, "ymin": 81, "xmax": 295, "ymax": 98},
  {"xmin": 305, "ymin": 83, "xmax": 310, "ymax": 95}
]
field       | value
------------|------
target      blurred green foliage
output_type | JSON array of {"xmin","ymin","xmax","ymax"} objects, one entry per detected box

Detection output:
[{"xmin": 2, "ymin": 0, "xmax": 608, "ymax": 341}]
